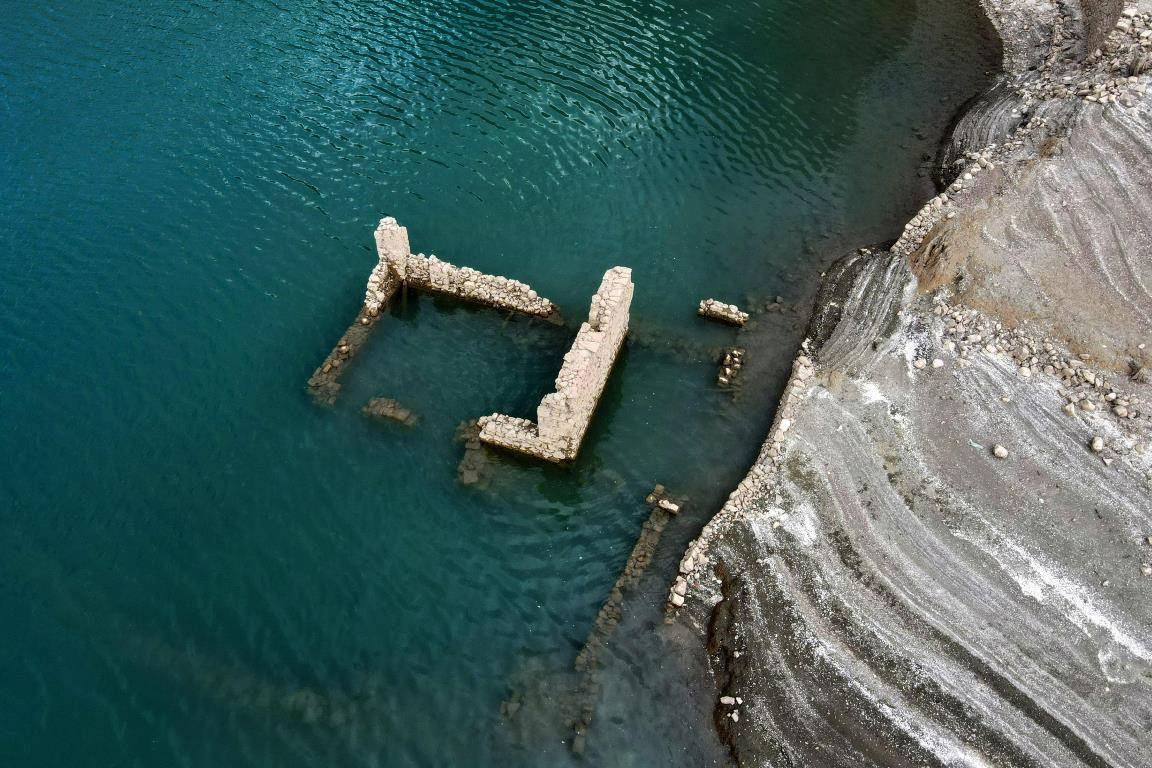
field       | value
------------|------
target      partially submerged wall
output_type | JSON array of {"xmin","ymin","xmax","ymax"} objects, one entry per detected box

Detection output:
[
  {"xmin": 309, "ymin": 217, "xmax": 556, "ymax": 403},
  {"xmin": 374, "ymin": 219, "xmax": 556, "ymax": 317},
  {"xmin": 479, "ymin": 267, "xmax": 633, "ymax": 462}
]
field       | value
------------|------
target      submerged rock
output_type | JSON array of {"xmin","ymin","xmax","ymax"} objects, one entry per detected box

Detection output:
[
  {"xmin": 361, "ymin": 397, "xmax": 418, "ymax": 427},
  {"xmin": 674, "ymin": 2, "xmax": 1152, "ymax": 765}
]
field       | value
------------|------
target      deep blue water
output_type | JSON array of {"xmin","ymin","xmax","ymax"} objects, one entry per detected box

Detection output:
[{"xmin": 0, "ymin": 1, "xmax": 997, "ymax": 766}]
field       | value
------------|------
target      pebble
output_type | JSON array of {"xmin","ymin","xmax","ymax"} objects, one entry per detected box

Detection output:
[
  {"xmin": 931, "ymin": 358, "xmax": 944, "ymax": 368},
  {"xmin": 1142, "ymin": 564, "xmax": 1152, "ymax": 577},
  {"xmin": 914, "ymin": 358, "xmax": 927, "ymax": 370},
  {"xmin": 1079, "ymin": 399, "xmax": 1097, "ymax": 412},
  {"xmin": 1114, "ymin": 406, "xmax": 1129, "ymax": 418},
  {"xmin": 992, "ymin": 444, "xmax": 1009, "ymax": 459},
  {"xmin": 1090, "ymin": 436, "xmax": 1105, "ymax": 453}
]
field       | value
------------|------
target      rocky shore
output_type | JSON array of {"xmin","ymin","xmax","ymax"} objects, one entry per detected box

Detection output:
[{"xmin": 675, "ymin": 1, "xmax": 1152, "ymax": 765}]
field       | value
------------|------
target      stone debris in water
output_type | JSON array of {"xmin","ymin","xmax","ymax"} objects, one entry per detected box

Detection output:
[
  {"xmin": 478, "ymin": 267, "xmax": 633, "ymax": 462},
  {"xmin": 717, "ymin": 347, "xmax": 745, "ymax": 388},
  {"xmin": 697, "ymin": 298, "xmax": 750, "ymax": 326},
  {"xmin": 309, "ymin": 217, "xmax": 557, "ymax": 404},
  {"xmin": 361, "ymin": 397, "xmax": 418, "ymax": 427}
]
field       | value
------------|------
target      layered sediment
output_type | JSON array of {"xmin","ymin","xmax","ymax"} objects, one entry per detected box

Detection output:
[
  {"xmin": 677, "ymin": 1, "xmax": 1152, "ymax": 766},
  {"xmin": 479, "ymin": 267, "xmax": 633, "ymax": 462}
]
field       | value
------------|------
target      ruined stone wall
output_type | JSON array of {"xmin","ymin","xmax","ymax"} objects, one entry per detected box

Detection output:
[
  {"xmin": 537, "ymin": 267, "xmax": 632, "ymax": 449},
  {"xmin": 398, "ymin": 253, "xmax": 555, "ymax": 316},
  {"xmin": 312, "ymin": 216, "xmax": 555, "ymax": 403},
  {"xmin": 479, "ymin": 267, "xmax": 633, "ymax": 461},
  {"xmin": 373, "ymin": 217, "xmax": 555, "ymax": 317}
]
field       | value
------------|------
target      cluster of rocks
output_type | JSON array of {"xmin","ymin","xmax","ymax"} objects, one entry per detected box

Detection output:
[
  {"xmin": 1038, "ymin": 6, "xmax": 1152, "ymax": 107},
  {"xmin": 479, "ymin": 267, "xmax": 634, "ymax": 463},
  {"xmin": 697, "ymin": 298, "xmax": 749, "ymax": 326},
  {"xmin": 718, "ymin": 694, "xmax": 744, "ymax": 725},
  {"xmin": 571, "ymin": 485, "xmax": 682, "ymax": 755},
  {"xmin": 645, "ymin": 483, "xmax": 682, "ymax": 514},
  {"xmin": 667, "ymin": 354, "xmax": 817, "ymax": 612},
  {"xmin": 361, "ymin": 397, "xmax": 417, "ymax": 426},
  {"xmin": 930, "ymin": 294, "xmax": 1151, "ymax": 473},
  {"xmin": 716, "ymin": 347, "xmax": 745, "ymax": 388}
]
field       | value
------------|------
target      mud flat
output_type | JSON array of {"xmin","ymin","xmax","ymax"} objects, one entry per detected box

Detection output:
[{"xmin": 674, "ymin": 1, "xmax": 1152, "ymax": 766}]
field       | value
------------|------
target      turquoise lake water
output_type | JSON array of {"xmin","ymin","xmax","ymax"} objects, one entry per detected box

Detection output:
[{"xmin": 0, "ymin": 1, "xmax": 998, "ymax": 765}]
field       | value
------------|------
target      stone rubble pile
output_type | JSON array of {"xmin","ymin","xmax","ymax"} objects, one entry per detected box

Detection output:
[
  {"xmin": 717, "ymin": 347, "xmax": 745, "ymax": 388},
  {"xmin": 1006, "ymin": 4, "xmax": 1152, "ymax": 108},
  {"xmin": 479, "ymin": 267, "xmax": 634, "ymax": 462},
  {"xmin": 698, "ymin": 298, "xmax": 750, "ymax": 326},
  {"xmin": 399, "ymin": 253, "xmax": 555, "ymax": 317}
]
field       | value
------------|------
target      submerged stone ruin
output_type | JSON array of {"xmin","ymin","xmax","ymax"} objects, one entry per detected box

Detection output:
[
  {"xmin": 308, "ymin": 217, "xmax": 557, "ymax": 403},
  {"xmin": 361, "ymin": 397, "xmax": 418, "ymax": 426},
  {"xmin": 570, "ymin": 485, "xmax": 683, "ymax": 754},
  {"xmin": 309, "ymin": 217, "xmax": 636, "ymax": 467},
  {"xmin": 697, "ymin": 298, "xmax": 749, "ymax": 326},
  {"xmin": 478, "ymin": 267, "xmax": 634, "ymax": 462}
]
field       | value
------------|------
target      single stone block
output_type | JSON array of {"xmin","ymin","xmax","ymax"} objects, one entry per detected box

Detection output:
[{"xmin": 698, "ymin": 298, "xmax": 750, "ymax": 326}]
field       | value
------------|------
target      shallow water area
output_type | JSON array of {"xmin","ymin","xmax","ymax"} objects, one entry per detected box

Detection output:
[{"xmin": 0, "ymin": 1, "xmax": 998, "ymax": 766}]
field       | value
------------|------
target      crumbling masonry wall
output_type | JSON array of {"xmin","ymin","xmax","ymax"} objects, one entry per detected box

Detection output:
[
  {"xmin": 308, "ymin": 217, "xmax": 556, "ymax": 403},
  {"xmin": 478, "ymin": 267, "xmax": 633, "ymax": 462}
]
